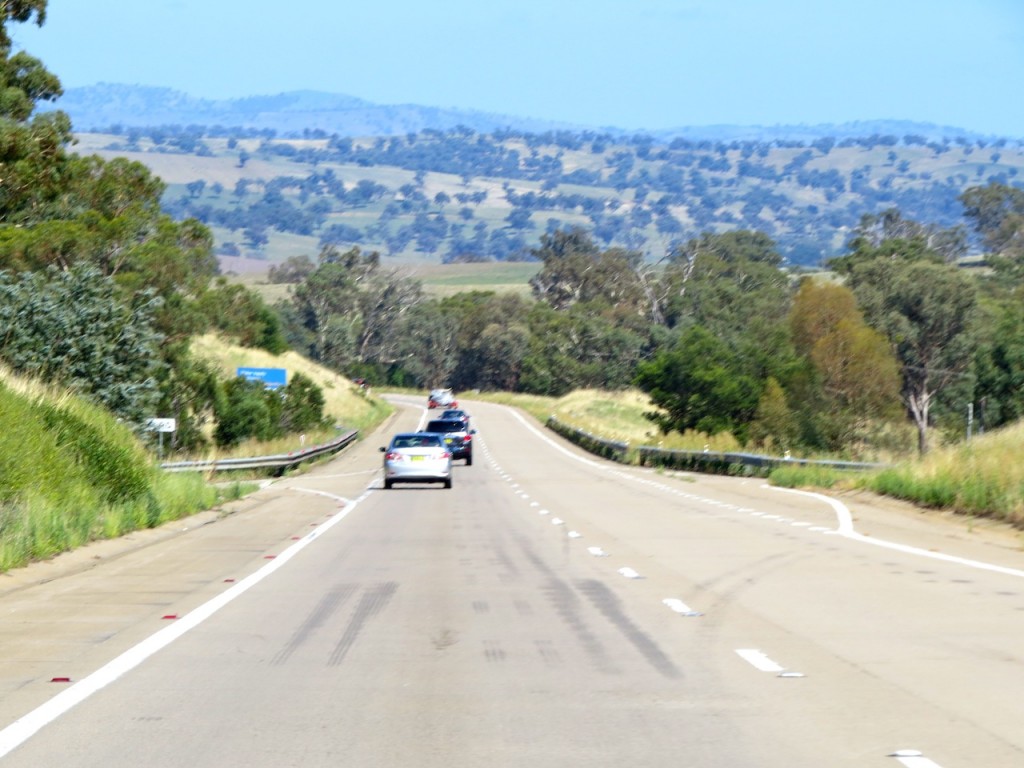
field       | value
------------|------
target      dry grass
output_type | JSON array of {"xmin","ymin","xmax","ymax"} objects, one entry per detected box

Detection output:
[
  {"xmin": 189, "ymin": 333, "xmax": 393, "ymax": 451},
  {"xmin": 471, "ymin": 388, "xmax": 741, "ymax": 452}
]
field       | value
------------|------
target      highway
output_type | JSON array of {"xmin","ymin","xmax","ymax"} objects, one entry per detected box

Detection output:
[{"xmin": 1, "ymin": 397, "xmax": 1023, "ymax": 767}]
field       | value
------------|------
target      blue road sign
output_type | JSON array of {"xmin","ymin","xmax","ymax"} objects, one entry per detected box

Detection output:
[{"xmin": 237, "ymin": 367, "xmax": 288, "ymax": 389}]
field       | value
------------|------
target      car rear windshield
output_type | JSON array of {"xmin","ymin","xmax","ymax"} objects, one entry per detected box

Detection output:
[
  {"xmin": 426, "ymin": 420, "xmax": 464, "ymax": 433},
  {"xmin": 392, "ymin": 435, "xmax": 442, "ymax": 448}
]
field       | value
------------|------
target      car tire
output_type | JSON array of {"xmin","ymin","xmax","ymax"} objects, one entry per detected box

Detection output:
[
  {"xmin": 444, "ymin": 478, "xmax": 452, "ymax": 489},
  {"xmin": 384, "ymin": 479, "xmax": 393, "ymax": 490},
  {"xmin": 466, "ymin": 454, "xmax": 473, "ymax": 466}
]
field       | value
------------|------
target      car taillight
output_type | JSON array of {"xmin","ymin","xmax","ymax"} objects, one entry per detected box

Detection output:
[
  {"xmin": 462, "ymin": 434, "xmax": 472, "ymax": 443},
  {"xmin": 385, "ymin": 451, "xmax": 403, "ymax": 461},
  {"xmin": 441, "ymin": 450, "xmax": 452, "ymax": 459}
]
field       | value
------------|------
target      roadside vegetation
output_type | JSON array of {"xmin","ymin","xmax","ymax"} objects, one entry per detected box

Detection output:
[
  {"xmin": 0, "ymin": 369, "xmax": 231, "ymax": 572},
  {"xmin": 187, "ymin": 332, "xmax": 393, "ymax": 458}
]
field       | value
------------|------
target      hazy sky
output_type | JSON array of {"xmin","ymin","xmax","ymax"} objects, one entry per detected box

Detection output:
[{"xmin": 11, "ymin": 0, "xmax": 1024, "ymax": 135}]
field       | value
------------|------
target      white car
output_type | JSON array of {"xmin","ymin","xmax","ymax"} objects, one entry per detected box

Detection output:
[
  {"xmin": 428, "ymin": 388, "xmax": 457, "ymax": 408},
  {"xmin": 380, "ymin": 432, "xmax": 453, "ymax": 489}
]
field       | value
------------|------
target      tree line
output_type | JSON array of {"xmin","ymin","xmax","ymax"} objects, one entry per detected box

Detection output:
[{"xmin": 273, "ymin": 185, "xmax": 1024, "ymax": 457}]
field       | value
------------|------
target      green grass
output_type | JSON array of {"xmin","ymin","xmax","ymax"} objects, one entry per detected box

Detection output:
[
  {"xmin": 408, "ymin": 262, "xmax": 541, "ymax": 296},
  {"xmin": 0, "ymin": 369, "xmax": 230, "ymax": 572},
  {"xmin": 857, "ymin": 425, "xmax": 1024, "ymax": 527}
]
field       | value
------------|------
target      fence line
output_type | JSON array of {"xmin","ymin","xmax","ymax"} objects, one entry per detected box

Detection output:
[
  {"xmin": 545, "ymin": 416, "xmax": 885, "ymax": 477},
  {"xmin": 160, "ymin": 429, "xmax": 359, "ymax": 475}
]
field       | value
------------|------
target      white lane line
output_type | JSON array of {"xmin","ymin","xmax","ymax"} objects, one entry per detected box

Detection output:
[
  {"xmin": 0, "ymin": 488, "xmax": 365, "ymax": 759},
  {"xmin": 770, "ymin": 486, "xmax": 1024, "ymax": 579},
  {"xmin": 617, "ymin": 567, "xmax": 642, "ymax": 579},
  {"xmin": 735, "ymin": 648, "xmax": 785, "ymax": 672},
  {"xmin": 587, "ymin": 546, "xmax": 609, "ymax": 557},
  {"xmin": 508, "ymin": 407, "xmax": 1024, "ymax": 580},
  {"xmin": 663, "ymin": 598, "xmax": 702, "ymax": 617},
  {"xmin": 889, "ymin": 749, "xmax": 945, "ymax": 767}
]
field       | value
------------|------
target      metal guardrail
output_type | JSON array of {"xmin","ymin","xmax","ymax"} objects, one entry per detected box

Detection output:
[
  {"xmin": 635, "ymin": 446, "xmax": 888, "ymax": 476},
  {"xmin": 546, "ymin": 415, "xmax": 886, "ymax": 477},
  {"xmin": 546, "ymin": 416, "xmax": 629, "ymax": 462},
  {"xmin": 159, "ymin": 429, "xmax": 359, "ymax": 475}
]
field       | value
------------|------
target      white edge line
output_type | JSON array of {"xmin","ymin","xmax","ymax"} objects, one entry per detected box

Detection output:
[
  {"xmin": 0, "ymin": 488, "xmax": 363, "ymax": 759},
  {"xmin": 767, "ymin": 485, "xmax": 1024, "ymax": 579},
  {"xmin": 510, "ymin": 406, "xmax": 1024, "ymax": 582}
]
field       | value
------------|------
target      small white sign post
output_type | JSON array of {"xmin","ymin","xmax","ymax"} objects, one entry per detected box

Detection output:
[{"xmin": 147, "ymin": 418, "xmax": 177, "ymax": 459}]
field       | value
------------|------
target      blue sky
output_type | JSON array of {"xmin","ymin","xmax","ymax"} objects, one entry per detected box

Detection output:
[{"xmin": 11, "ymin": 0, "xmax": 1024, "ymax": 135}]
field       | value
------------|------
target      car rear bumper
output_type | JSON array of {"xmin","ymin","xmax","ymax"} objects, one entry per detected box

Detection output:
[{"xmin": 384, "ymin": 463, "xmax": 452, "ymax": 481}]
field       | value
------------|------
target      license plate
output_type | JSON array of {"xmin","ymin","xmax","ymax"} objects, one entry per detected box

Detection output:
[{"xmin": 411, "ymin": 455, "xmax": 425, "ymax": 461}]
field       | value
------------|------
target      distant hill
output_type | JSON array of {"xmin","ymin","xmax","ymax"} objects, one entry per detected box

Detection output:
[
  {"xmin": 39, "ymin": 83, "xmax": 1003, "ymax": 143},
  {"xmin": 65, "ymin": 123, "xmax": 1021, "ymax": 271},
  {"xmin": 40, "ymin": 83, "xmax": 592, "ymax": 137},
  {"xmin": 50, "ymin": 85, "xmax": 1024, "ymax": 271}
]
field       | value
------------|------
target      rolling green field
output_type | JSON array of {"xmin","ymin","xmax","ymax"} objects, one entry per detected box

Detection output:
[
  {"xmin": 69, "ymin": 129, "xmax": 1024, "ymax": 275},
  {"xmin": 405, "ymin": 261, "xmax": 540, "ymax": 296}
]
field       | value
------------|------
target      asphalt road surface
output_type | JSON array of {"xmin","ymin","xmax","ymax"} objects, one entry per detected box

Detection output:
[{"xmin": 1, "ymin": 397, "xmax": 1023, "ymax": 767}]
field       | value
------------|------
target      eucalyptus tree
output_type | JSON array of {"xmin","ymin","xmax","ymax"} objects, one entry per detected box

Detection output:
[
  {"xmin": 830, "ymin": 221, "xmax": 978, "ymax": 454},
  {"xmin": 0, "ymin": 264, "xmax": 163, "ymax": 424},
  {"xmin": 960, "ymin": 182, "xmax": 1024, "ymax": 284},
  {"xmin": 287, "ymin": 245, "xmax": 424, "ymax": 376},
  {"xmin": 657, "ymin": 230, "xmax": 799, "ymax": 401},
  {"xmin": 788, "ymin": 279, "xmax": 903, "ymax": 450},
  {"xmin": 0, "ymin": 3, "xmax": 231, "ymax": 448},
  {"xmin": 528, "ymin": 228, "xmax": 647, "ymax": 316},
  {"xmin": 0, "ymin": 5, "xmax": 219, "ymax": 332},
  {"xmin": 635, "ymin": 325, "xmax": 761, "ymax": 441}
]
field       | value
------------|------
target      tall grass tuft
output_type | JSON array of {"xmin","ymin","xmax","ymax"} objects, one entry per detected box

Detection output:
[
  {"xmin": 862, "ymin": 425, "xmax": 1024, "ymax": 527},
  {"xmin": 768, "ymin": 464, "xmax": 852, "ymax": 490},
  {"xmin": 0, "ymin": 369, "xmax": 228, "ymax": 573}
]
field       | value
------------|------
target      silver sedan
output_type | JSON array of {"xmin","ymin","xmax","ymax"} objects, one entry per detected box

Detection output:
[{"xmin": 380, "ymin": 432, "xmax": 453, "ymax": 489}]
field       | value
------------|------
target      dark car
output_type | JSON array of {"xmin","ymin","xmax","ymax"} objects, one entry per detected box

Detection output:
[
  {"xmin": 439, "ymin": 408, "xmax": 471, "ymax": 429},
  {"xmin": 425, "ymin": 418, "xmax": 475, "ymax": 465}
]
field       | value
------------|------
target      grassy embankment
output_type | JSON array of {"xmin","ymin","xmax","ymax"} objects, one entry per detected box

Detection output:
[
  {"xmin": 0, "ymin": 368, "xmax": 229, "ymax": 572},
  {"xmin": 0, "ymin": 335, "xmax": 395, "ymax": 573},
  {"xmin": 187, "ymin": 333, "xmax": 393, "ymax": 459}
]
